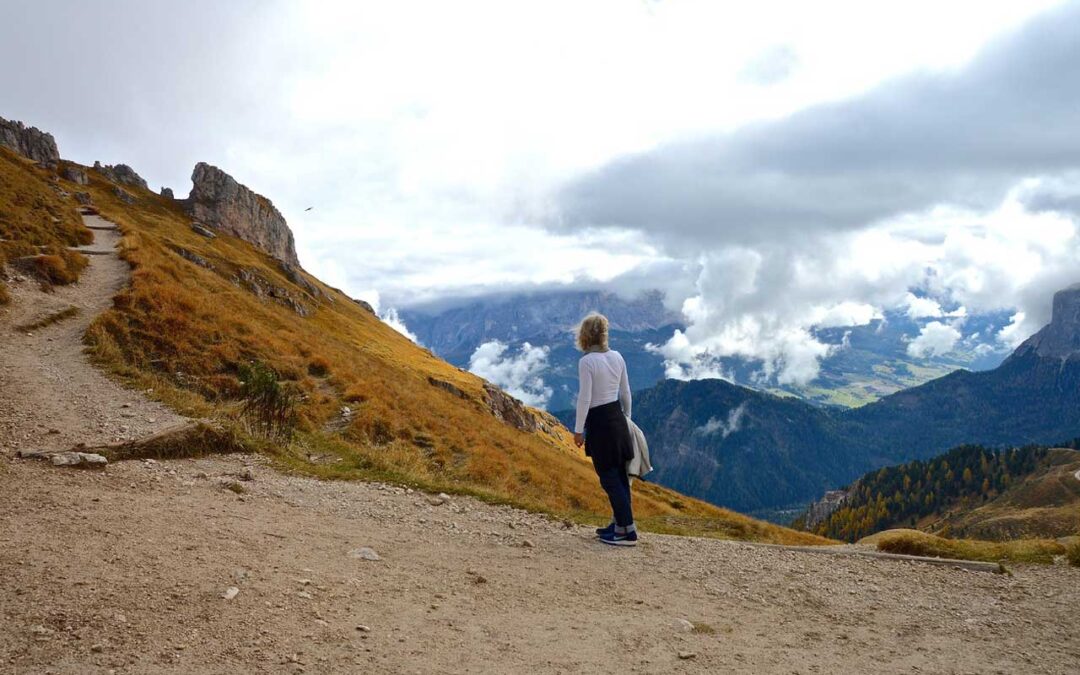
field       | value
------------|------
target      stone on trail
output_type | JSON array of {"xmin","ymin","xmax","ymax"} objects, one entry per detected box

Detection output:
[
  {"xmin": 678, "ymin": 651, "xmax": 697, "ymax": 660},
  {"xmin": 222, "ymin": 586, "xmax": 240, "ymax": 600},
  {"xmin": 672, "ymin": 618, "xmax": 694, "ymax": 633},
  {"xmin": 49, "ymin": 451, "xmax": 108, "ymax": 469},
  {"xmin": 349, "ymin": 547, "xmax": 381, "ymax": 561}
]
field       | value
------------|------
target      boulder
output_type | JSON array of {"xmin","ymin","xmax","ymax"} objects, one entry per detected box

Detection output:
[
  {"xmin": 61, "ymin": 166, "xmax": 89, "ymax": 185},
  {"xmin": 482, "ymin": 383, "xmax": 539, "ymax": 433},
  {"xmin": 191, "ymin": 222, "xmax": 217, "ymax": 239},
  {"xmin": 49, "ymin": 452, "xmax": 108, "ymax": 469},
  {"xmin": 94, "ymin": 161, "xmax": 148, "ymax": 190},
  {"xmin": 113, "ymin": 186, "xmax": 135, "ymax": 204},
  {"xmin": 0, "ymin": 117, "xmax": 59, "ymax": 167},
  {"xmin": 186, "ymin": 162, "xmax": 299, "ymax": 265},
  {"xmin": 74, "ymin": 192, "xmax": 93, "ymax": 206},
  {"xmin": 160, "ymin": 186, "xmax": 174, "ymax": 199}
]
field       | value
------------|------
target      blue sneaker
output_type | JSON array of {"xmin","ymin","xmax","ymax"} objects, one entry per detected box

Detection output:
[
  {"xmin": 599, "ymin": 530, "xmax": 638, "ymax": 547},
  {"xmin": 595, "ymin": 522, "xmax": 616, "ymax": 537}
]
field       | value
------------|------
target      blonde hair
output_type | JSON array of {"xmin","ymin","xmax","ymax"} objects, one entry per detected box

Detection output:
[{"xmin": 576, "ymin": 312, "xmax": 609, "ymax": 352}]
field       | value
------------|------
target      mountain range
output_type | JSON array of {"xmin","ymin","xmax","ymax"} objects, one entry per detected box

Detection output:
[
  {"xmin": 582, "ymin": 283, "xmax": 1080, "ymax": 516},
  {"xmin": 402, "ymin": 291, "xmax": 1014, "ymax": 410}
]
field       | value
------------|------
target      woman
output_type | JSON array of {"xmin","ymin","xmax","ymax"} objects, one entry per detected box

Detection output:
[{"xmin": 573, "ymin": 312, "xmax": 637, "ymax": 546}]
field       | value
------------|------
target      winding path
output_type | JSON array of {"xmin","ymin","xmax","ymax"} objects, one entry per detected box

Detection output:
[{"xmin": 0, "ymin": 214, "xmax": 184, "ymax": 456}]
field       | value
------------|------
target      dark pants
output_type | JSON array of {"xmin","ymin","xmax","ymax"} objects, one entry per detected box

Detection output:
[{"xmin": 595, "ymin": 463, "xmax": 634, "ymax": 528}]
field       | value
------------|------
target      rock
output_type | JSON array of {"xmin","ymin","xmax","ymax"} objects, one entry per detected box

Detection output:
[
  {"xmin": 482, "ymin": 383, "xmax": 539, "ymax": 433},
  {"xmin": 353, "ymin": 297, "xmax": 376, "ymax": 314},
  {"xmin": 113, "ymin": 186, "xmax": 135, "ymax": 204},
  {"xmin": 61, "ymin": 166, "xmax": 89, "ymax": 185},
  {"xmin": 348, "ymin": 547, "xmax": 381, "ymax": 561},
  {"xmin": 50, "ymin": 452, "xmax": 108, "ymax": 469},
  {"xmin": 160, "ymin": 186, "xmax": 174, "ymax": 199},
  {"xmin": 239, "ymin": 467, "xmax": 255, "ymax": 482},
  {"xmin": 1006, "ymin": 282, "xmax": 1080, "ymax": 362},
  {"xmin": 298, "ymin": 591, "xmax": 313, "ymax": 600},
  {"xmin": 0, "ymin": 117, "xmax": 60, "ymax": 166},
  {"xmin": 186, "ymin": 162, "xmax": 299, "ymax": 265},
  {"xmin": 677, "ymin": 651, "xmax": 697, "ymax": 660},
  {"xmin": 672, "ymin": 618, "xmax": 694, "ymax": 633},
  {"xmin": 90, "ymin": 643, "xmax": 105, "ymax": 653},
  {"xmin": 355, "ymin": 625, "xmax": 371, "ymax": 632},
  {"xmin": 222, "ymin": 586, "xmax": 240, "ymax": 600},
  {"xmin": 427, "ymin": 493, "xmax": 448, "ymax": 506},
  {"xmin": 427, "ymin": 377, "xmax": 468, "ymax": 399},
  {"xmin": 191, "ymin": 222, "xmax": 217, "ymax": 239},
  {"xmin": 93, "ymin": 161, "xmax": 148, "ymax": 190},
  {"xmin": 521, "ymin": 539, "xmax": 535, "ymax": 548},
  {"xmin": 74, "ymin": 191, "xmax": 93, "ymax": 206}
]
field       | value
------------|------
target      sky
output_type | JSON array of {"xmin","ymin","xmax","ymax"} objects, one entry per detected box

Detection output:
[{"xmin": 2, "ymin": 0, "xmax": 1079, "ymax": 385}]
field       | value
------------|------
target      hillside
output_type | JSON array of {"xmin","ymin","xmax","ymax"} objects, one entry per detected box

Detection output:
[
  {"xmin": 0, "ymin": 117, "xmax": 826, "ymax": 546},
  {"xmin": 614, "ymin": 284, "xmax": 1080, "ymax": 514},
  {"xmin": 803, "ymin": 444, "xmax": 1080, "ymax": 541}
]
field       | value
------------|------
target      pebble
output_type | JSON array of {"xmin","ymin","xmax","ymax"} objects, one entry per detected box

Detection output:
[
  {"xmin": 522, "ymin": 539, "xmax": 535, "ymax": 548},
  {"xmin": 673, "ymin": 618, "xmax": 694, "ymax": 633},
  {"xmin": 678, "ymin": 651, "xmax": 697, "ymax": 660},
  {"xmin": 349, "ymin": 547, "xmax": 381, "ymax": 561},
  {"xmin": 222, "ymin": 586, "xmax": 240, "ymax": 600}
]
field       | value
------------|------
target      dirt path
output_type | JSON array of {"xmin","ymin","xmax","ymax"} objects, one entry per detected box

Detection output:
[
  {"xmin": 1, "ymin": 216, "xmax": 1079, "ymax": 673},
  {"xmin": 0, "ymin": 215, "xmax": 184, "ymax": 456},
  {"xmin": 1, "ymin": 455, "xmax": 1078, "ymax": 674}
]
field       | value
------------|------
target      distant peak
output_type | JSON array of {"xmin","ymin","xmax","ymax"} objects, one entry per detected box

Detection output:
[{"xmin": 1010, "ymin": 282, "xmax": 1080, "ymax": 361}]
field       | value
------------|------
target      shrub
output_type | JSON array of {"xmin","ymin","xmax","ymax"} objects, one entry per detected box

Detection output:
[
  {"xmin": 33, "ymin": 251, "xmax": 88, "ymax": 285},
  {"xmin": 0, "ymin": 281, "xmax": 9, "ymax": 306},
  {"xmin": 1067, "ymin": 540, "xmax": 1080, "ymax": 568},
  {"xmin": 872, "ymin": 529, "xmax": 1064, "ymax": 565},
  {"xmin": 238, "ymin": 361, "xmax": 298, "ymax": 441},
  {"xmin": 308, "ymin": 356, "xmax": 331, "ymax": 377}
]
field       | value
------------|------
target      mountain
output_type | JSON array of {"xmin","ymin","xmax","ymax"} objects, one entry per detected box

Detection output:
[
  {"xmin": 801, "ymin": 444, "xmax": 1080, "ymax": 542},
  {"xmin": 0, "ymin": 116, "xmax": 828, "ymax": 546},
  {"xmin": 402, "ymin": 289, "xmax": 1012, "ymax": 411},
  {"xmin": 401, "ymin": 290, "xmax": 682, "ymax": 410},
  {"xmin": 612, "ymin": 284, "xmax": 1080, "ymax": 514}
]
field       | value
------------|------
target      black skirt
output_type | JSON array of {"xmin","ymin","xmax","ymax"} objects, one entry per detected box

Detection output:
[{"xmin": 584, "ymin": 400, "xmax": 634, "ymax": 472}]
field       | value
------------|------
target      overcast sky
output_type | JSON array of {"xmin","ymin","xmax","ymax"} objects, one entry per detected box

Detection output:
[{"xmin": 2, "ymin": 0, "xmax": 1078, "ymax": 384}]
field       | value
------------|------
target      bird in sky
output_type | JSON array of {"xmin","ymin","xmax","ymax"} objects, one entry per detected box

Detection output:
[{"xmin": 304, "ymin": 206, "xmax": 314, "ymax": 212}]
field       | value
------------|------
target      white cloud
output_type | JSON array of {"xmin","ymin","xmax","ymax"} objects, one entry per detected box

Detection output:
[
  {"xmin": 695, "ymin": 402, "xmax": 749, "ymax": 439},
  {"xmin": 468, "ymin": 340, "xmax": 553, "ymax": 408},
  {"xmin": 380, "ymin": 308, "xmax": 418, "ymax": 343},
  {"xmin": 905, "ymin": 293, "xmax": 945, "ymax": 319},
  {"xmin": 907, "ymin": 321, "xmax": 963, "ymax": 358}
]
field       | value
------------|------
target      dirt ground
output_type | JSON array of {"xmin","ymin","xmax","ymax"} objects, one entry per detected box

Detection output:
[{"xmin": 1, "ymin": 216, "xmax": 1079, "ymax": 674}]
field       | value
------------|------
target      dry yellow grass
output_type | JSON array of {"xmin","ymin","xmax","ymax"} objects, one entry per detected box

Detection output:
[
  {"xmin": 3, "ymin": 153, "xmax": 833, "ymax": 546},
  {"xmin": 861, "ymin": 529, "xmax": 1066, "ymax": 565},
  {"xmin": 0, "ymin": 149, "xmax": 91, "ymax": 288}
]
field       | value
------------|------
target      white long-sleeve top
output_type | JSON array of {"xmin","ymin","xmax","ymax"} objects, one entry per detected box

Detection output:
[{"xmin": 574, "ymin": 350, "xmax": 632, "ymax": 434}]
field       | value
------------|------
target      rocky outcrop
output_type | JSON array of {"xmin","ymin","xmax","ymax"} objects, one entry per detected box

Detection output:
[
  {"xmin": 61, "ymin": 166, "xmax": 88, "ymax": 185},
  {"xmin": 0, "ymin": 117, "xmax": 60, "ymax": 167},
  {"xmin": 160, "ymin": 187, "xmax": 174, "ymax": 199},
  {"xmin": 113, "ymin": 186, "xmax": 136, "ymax": 204},
  {"xmin": 801, "ymin": 489, "xmax": 850, "ymax": 530},
  {"xmin": 1007, "ymin": 283, "xmax": 1080, "ymax": 362},
  {"xmin": 185, "ymin": 162, "xmax": 299, "ymax": 266},
  {"xmin": 93, "ymin": 161, "xmax": 148, "ymax": 190},
  {"xmin": 482, "ymin": 383, "xmax": 540, "ymax": 433}
]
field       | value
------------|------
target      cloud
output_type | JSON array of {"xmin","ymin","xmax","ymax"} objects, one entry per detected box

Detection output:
[
  {"xmin": 907, "ymin": 321, "xmax": 963, "ymax": 358},
  {"xmin": 549, "ymin": 4, "xmax": 1080, "ymax": 384},
  {"xmin": 695, "ymin": 402, "xmax": 749, "ymax": 439},
  {"xmin": 380, "ymin": 308, "xmax": 419, "ymax": 343},
  {"xmin": 905, "ymin": 293, "xmax": 945, "ymax": 319},
  {"xmin": 739, "ymin": 45, "xmax": 799, "ymax": 85},
  {"xmin": 468, "ymin": 340, "xmax": 553, "ymax": 408},
  {"xmin": 555, "ymin": 2, "xmax": 1080, "ymax": 248}
]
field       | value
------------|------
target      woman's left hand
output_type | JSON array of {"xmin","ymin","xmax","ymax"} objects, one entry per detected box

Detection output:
[{"xmin": 573, "ymin": 433, "xmax": 584, "ymax": 448}]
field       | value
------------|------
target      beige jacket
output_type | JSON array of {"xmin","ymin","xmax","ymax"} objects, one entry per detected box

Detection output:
[{"xmin": 625, "ymin": 416, "xmax": 653, "ymax": 478}]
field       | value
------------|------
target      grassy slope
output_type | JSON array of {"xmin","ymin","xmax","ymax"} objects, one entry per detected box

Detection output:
[
  {"xmin": 2, "ymin": 157, "xmax": 828, "ymax": 546},
  {"xmin": 0, "ymin": 148, "xmax": 92, "ymax": 301},
  {"xmin": 860, "ymin": 529, "xmax": 1067, "ymax": 566},
  {"xmin": 932, "ymin": 449, "xmax": 1080, "ymax": 540}
]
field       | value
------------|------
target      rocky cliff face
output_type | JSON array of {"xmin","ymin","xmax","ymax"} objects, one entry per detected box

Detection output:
[
  {"xmin": 0, "ymin": 117, "xmax": 60, "ymax": 167},
  {"xmin": 93, "ymin": 161, "xmax": 148, "ymax": 190},
  {"xmin": 1008, "ymin": 283, "xmax": 1080, "ymax": 362},
  {"xmin": 185, "ymin": 162, "xmax": 299, "ymax": 266}
]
